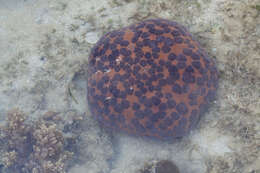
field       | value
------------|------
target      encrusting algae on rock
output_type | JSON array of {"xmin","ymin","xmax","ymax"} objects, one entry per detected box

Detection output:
[{"xmin": 87, "ymin": 18, "xmax": 218, "ymax": 139}]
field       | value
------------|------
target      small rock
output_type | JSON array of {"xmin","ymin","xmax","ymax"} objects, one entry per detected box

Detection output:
[
  {"xmin": 85, "ymin": 32, "xmax": 99, "ymax": 44},
  {"xmin": 140, "ymin": 160, "xmax": 180, "ymax": 173},
  {"xmin": 155, "ymin": 160, "xmax": 180, "ymax": 173}
]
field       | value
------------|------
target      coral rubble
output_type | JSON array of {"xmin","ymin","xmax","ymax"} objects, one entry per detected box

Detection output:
[{"xmin": 0, "ymin": 109, "xmax": 73, "ymax": 173}]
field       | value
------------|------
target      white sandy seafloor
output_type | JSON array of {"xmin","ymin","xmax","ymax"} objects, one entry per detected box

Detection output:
[{"xmin": 0, "ymin": 0, "xmax": 259, "ymax": 173}]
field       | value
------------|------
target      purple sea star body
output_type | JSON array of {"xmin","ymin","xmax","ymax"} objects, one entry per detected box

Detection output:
[{"xmin": 87, "ymin": 19, "xmax": 218, "ymax": 139}]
